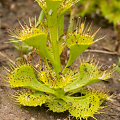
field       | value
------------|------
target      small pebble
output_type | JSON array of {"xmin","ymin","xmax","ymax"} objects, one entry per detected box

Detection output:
[
  {"xmin": 30, "ymin": 117, "xmax": 35, "ymax": 120},
  {"xmin": 108, "ymin": 58, "xmax": 112, "ymax": 61},
  {"xmin": 117, "ymin": 93, "xmax": 120, "ymax": 100},
  {"xmin": 14, "ymin": 117, "xmax": 20, "ymax": 120},
  {"xmin": 63, "ymin": 36, "xmax": 66, "ymax": 39},
  {"xmin": 0, "ymin": 88, "xmax": 2, "ymax": 92},
  {"xmin": 50, "ymin": 115, "xmax": 53, "ymax": 119},
  {"xmin": 9, "ymin": 112, "xmax": 14, "ymax": 116},
  {"xmin": 24, "ymin": 110, "xmax": 30, "ymax": 114},
  {"xmin": 10, "ymin": 3, "xmax": 15, "ymax": 10},
  {"xmin": 63, "ymin": 118, "xmax": 68, "ymax": 120}
]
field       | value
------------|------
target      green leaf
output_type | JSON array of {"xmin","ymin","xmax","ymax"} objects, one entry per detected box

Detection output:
[
  {"xmin": 8, "ymin": 64, "xmax": 55, "ymax": 94},
  {"xmin": 113, "ymin": 64, "xmax": 120, "ymax": 74},
  {"xmin": 23, "ymin": 34, "xmax": 47, "ymax": 56},
  {"xmin": 64, "ymin": 62, "xmax": 112, "ymax": 92},
  {"xmin": 36, "ymin": 10, "xmax": 44, "ymax": 27},
  {"xmin": 68, "ymin": 92, "xmax": 106, "ymax": 120},
  {"xmin": 39, "ymin": 69, "xmax": 72, "ymax": 88},
  {"xmin": 47, "ymin": 99, "xmax": 69, "ymax": 112},
  {"xmin": 16, "ymin": 91, "xmax": 49, "ymax": 106},
  {"xmin": 23, "ymin": 34, "xmax": 56, "ymax": 69},
  {"xmin": 21, "ymin": 42, "xmax": 30, "ymax": 52},
  {"xmin": 66, "ymin": 44, "xmax": 90, "ymax": 67},
  {"xmin": 9, "ymin": 39, "xmax": 19, "ymax": 47},
  {"xmin": 65, "ymin": 22, "xmax": 103, "ymax": 67},
  {"xmin": 113, "ymin": 58, "xmax": 120, "ymax": 75}
]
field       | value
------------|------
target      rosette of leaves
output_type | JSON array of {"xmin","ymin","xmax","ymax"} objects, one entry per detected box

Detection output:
[
  {"xmin": 6, "ymin": 58, "xmax": 113, "ymax": 120},
  {"xmin": 5, "ymin": 0, "xmax": 114, "ymax": 120}
]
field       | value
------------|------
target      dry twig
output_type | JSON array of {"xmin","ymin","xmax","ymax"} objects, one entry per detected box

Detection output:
[{"xmin": 85, "ymin": 49, "xmax": 119, "ymax": 56}]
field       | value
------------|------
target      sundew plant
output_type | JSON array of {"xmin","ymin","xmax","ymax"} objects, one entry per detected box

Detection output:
[{"xmin": 5, "ymin": 0, "xmax": 114, "ymax": 120}]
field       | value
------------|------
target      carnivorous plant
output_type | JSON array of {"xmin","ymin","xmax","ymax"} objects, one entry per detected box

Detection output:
[{"xmin": 5, "ymin": 0, "xmax": 114, "ymax": 119}]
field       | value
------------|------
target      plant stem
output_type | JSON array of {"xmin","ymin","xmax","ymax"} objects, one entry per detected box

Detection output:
[
  {"xmin": 58, "ymin": 15, "xmax": 64, "ymax": 37},
  {"xmin": 43, "ymin": 1, "xmax": 63, "ymax": 76},
  {"xmin": 62, "ymin": 5, "xmax": 76, "ymax": 74},
  {"xmin": 46, "ymin": 10, "xmax": 62, "ymax": 76},
  {"xmin": 48, "ymin": 21, "xmax": 61, "ymax": 76}
]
